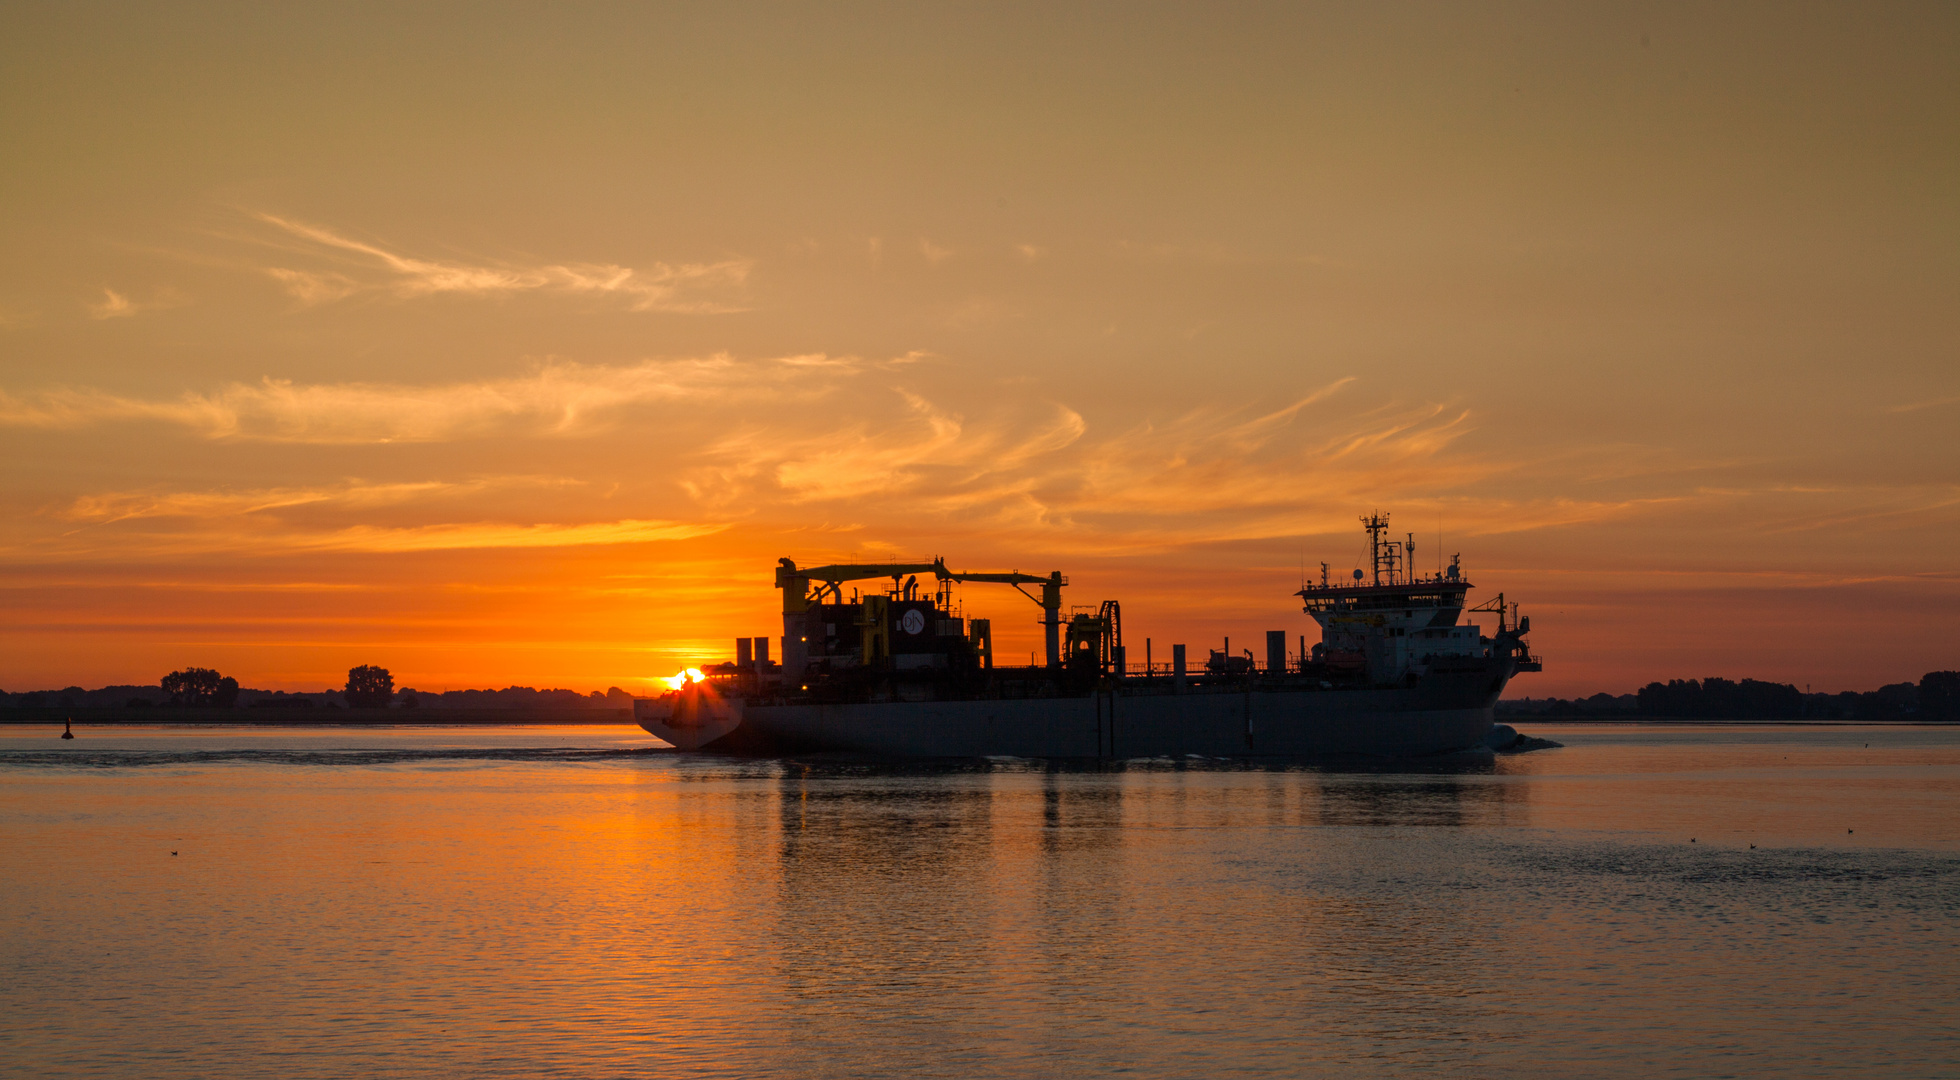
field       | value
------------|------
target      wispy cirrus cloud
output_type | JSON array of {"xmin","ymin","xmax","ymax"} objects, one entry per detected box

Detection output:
[
  {"xmin": 687, "ymin": 390, "xmax": 1087, "ymax": 509},
  {"xmin": 251, "ymin": 213, "xmax": 751, "ymax": 313},
  {"xmin": 675, "ymin": 376, "xmax": 1480, "ymax": 546},
  {"xmin": 62, "ymin": 482, "xmax": 451, "ymax": 524},
  {"xmin": 89, "ymin": 287, "xmax": 188, "ymax": 319},
  {"xmin": 262, "ymin": 268, "xmax": 360, "ymax": 305},
  {"xmin": 674, "ymin": 374, "xmax": 1680, "ymax": 553},
  {"xmin": 5, "ymin": 352, "xmax": 1723, "ymax": 561},
  {"xmin": 0, "ymin": 354, "xmax": 889, "ymax": 443},
  {"xmin": 1888, "ymin": 394, "xmax": 1960, "ymax": 414},
  {"xmin": 17, "ymin": 352, "xmax": 1931, "ymax": 576},
  {"xmin": 56, "ymin": 477, "xmax": 571, "ymax": 525},
  {"xmin": 17, "ymin": 517, "xmax": 725, "ymax": 559},
  {"xmin": 293, "ymin": 518, "xmax": 725, "ymax": 553},
  {"xmin": 23, "ymin": 473, "xmax": 726, "ymax": 559}
]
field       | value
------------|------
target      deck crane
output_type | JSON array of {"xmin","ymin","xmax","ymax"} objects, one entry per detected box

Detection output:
[
  {"xmin": 929, "ymin": 566, "xmax": 1067, "ymax": 670},
  {"xmin": 775, "ymin": 558, "xmax": 1068, "ymax": 674}
]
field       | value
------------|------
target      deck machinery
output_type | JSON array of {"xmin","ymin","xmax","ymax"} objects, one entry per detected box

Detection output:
[{"xmin": 640, "ymin": 514, "xmax": 1539, "ymax": 757}]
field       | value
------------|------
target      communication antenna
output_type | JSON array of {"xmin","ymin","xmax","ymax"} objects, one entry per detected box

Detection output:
[{"xmin": 1361, "ymin": 511, "xmax": 1391, "ymax": 586}]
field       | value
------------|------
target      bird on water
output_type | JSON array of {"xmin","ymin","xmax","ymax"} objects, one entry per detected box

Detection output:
[{"xmin": 61, "ymin": 719, "xmax": 74, "ymax": 740}]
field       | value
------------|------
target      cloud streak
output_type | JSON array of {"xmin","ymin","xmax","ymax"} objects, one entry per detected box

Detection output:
[
  {"xmin": 668, "ymin": 373, "xmax": 1732, "ymax": 555},
  {"xmin": 672, "ymin": 375, "xmax": 1604, "ymax": 549},
  {"xmin": 89, "ymin": 287, "xmax": 187, "ymax": 320},
  {"xmin": 690, "ymin": 390, "xmax": 1087, "ymax": 509},
  {"xmin": 55, "ymin": 478, "xmax": 566, "ymax": 525},
  {"xmin": 4, "ymin": 355, "xmax": 1753, "ymax": 561},
  {"xmin": 252, "ymin": 213, "xmax": 751, "ymax": 313},
  {"xmin": 21, "ymin": 472, "xmax": 728, "ymax": 559},
  {"xmin": 1888, "ymin": 394, "xmax": 1960, "ymax": 414},
  {"xmin": 0, "ymin": 354, "xmax": 884, "ymax": 443},
  {"xmin": 19, "ymin": 512, "xmax": 725, "ymax": 558},
  {"xmin": 294, "ymin": 519, "xmax": 725, "ymax": 553}
]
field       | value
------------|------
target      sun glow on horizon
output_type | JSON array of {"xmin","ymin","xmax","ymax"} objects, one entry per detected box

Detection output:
[{"xmin": 659, "ymin": 668, "xmax": 707, "ymax": 692}]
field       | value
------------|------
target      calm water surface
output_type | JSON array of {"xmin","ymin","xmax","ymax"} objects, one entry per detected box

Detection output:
[{"xmin": 2, "ymin": 724, "xmax": 1955, "ymax": 1078}]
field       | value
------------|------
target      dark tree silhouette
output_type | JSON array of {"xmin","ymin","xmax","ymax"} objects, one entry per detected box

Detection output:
[
  {"xmin": 1635, "ymin": 677, "xmax": 1804, "ymax": 719},
  {"xmin": 1922, "ymin": 671, "xmax": 1960, "ymax": 720},
  {"xmin": 344, "ymin": 665, "xmax": 395, "ymax": 708},
  {"xmin": 161, "ymin": 668, "xmax": 239, "ymax": 707}
]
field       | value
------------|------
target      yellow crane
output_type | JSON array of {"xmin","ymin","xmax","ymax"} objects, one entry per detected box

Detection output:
[{"xmin": 774, "ymin": 558, "xmax": 1067, "ymax": 672}]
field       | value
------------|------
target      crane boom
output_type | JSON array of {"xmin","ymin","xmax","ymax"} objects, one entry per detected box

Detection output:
[
  {"xmin": 775, "ymin": 558, "xmax": 942, "ymax": 613},
  {"xmin": 776, "ymin": 557, "xmax": 1068, "ymax": 670},
  {"xmin": 935, "ymin": 568, "xmax": 1067, "ymax": 668}
]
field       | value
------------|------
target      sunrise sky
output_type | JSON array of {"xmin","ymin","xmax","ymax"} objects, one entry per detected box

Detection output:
[{"xmin": 2, "ymin": 2, "xmax": 1955, "ymax": 696}]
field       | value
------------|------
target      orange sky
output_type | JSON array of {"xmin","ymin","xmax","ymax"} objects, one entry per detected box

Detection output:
[{"xmin": 3, "ymin": 3, "xmax": 1955, "ymax": 696}]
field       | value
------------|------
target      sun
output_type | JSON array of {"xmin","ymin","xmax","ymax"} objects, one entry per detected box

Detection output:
[{"xmin": 659, "ymin": 667, "xmax": 706, "ymax": 692}]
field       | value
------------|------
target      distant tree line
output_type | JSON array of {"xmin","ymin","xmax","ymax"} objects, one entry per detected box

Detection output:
[
  {"xmin": 424, "ymin": 685, "xmax": 636, "ymax": 708},
  {"xmin": 1, "ymin": 669, "xmax": 641, "ymax": 710},
  {"xmin": 1502, "ymin": 671, "xmax": 1960, "ymax": 721},
  {"xmin": 1636, "ymin": 677, "xmax": 1805, "ymax": 719}
]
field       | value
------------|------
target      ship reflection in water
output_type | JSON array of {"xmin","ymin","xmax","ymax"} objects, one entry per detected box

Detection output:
[{"xmin": 3, "ymin": 725, "xmax": 1957, "ymax": 1077}]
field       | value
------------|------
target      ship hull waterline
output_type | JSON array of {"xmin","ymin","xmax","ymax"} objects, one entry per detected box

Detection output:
[{"xmin": 638, "ymin": 667, "xmax": 1513, "ymax": 759}]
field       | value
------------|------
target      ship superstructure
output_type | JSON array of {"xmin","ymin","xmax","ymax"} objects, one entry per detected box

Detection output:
[
  {"xmin": 639, "ymin": 513, "xmax": 1538, "ymax": 758},
  {"xmin": 1298, "ymin": 512, "xmax": 1539, "ymax": 687}
]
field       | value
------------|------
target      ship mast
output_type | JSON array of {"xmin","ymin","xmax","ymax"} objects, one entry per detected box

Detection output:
[{"xmin": 1362, "ymin": 512, "xmax": 1391, "ymax": 586}]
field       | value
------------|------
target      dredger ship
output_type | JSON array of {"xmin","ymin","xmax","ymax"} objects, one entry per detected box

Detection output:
[{"xmin": 637, "ymin": 513, "xmax": 1539, "ymax": 758}]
